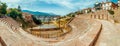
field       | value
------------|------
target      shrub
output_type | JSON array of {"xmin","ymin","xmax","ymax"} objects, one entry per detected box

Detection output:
[
  {"xmin": 108, "ymin": 10, "xmax": 114, "ymax": 15},
  {"xmin": 32, "ymin": 15, "xmax": 42, "ymax": 25}
]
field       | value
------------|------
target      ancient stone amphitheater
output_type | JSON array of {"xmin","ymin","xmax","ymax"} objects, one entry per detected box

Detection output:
[{"xmin": 0, "ymin": 10, "xmax": 120, "ymax": 46}]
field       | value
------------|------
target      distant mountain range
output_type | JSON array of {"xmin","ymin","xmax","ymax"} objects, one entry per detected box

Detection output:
[{"xmin": 22, "ymin": 10, "xmax": 58, "ymax": 16}]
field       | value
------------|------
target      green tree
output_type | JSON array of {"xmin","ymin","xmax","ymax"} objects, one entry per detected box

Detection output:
[
  {"xmin": 32, "ymin": 15, "xmax": 42, "ymax": 25},
  {"xmin": 18, "ymin": 5, "xmax": 21, "ymax": 12},
  {"xmin": 108, "ymin": 10, "xmax": 114, "ymax": 15},
  {"xmin": 66, "ymin": 13, "xmax": 75, "ymax": 17},
  {"xmin": 8, "ymin": 8, "xmax": 23, "ymax": 20},
  {"xmin": 9, "ymin": 9, "xmax": 18, "ymax": 19},
  {"xmin": 0, "ymin": 3, "xmax": 7, "ymax": 14}
]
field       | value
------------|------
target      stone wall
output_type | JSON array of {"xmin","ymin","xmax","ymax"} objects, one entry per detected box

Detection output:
[
  {"xmin": 30, "ymin": 25, "xmax": 72, "ymax": 38},
  {"xmin": 0, "ymin": 37, "xmax": 6, "ymax": 46},
  {"xmin": 77, "ymin": 10, "xmax": 114, "ymax": 23}
]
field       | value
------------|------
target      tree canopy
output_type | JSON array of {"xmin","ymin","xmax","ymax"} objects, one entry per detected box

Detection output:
[
  {"xmin": 18, "ymin": 5, "xmax": 21, "ymax": 12},
  {"xmin": 0, "ymin": 2, "xmax": 7, "ymax": 14},
  {"xmin": 7, "ymin": 5, "xmax": 22, "ymax": 20},
  {"xmin": 32, "ymin": 15, "xmax": 42, "ymax": 25}
]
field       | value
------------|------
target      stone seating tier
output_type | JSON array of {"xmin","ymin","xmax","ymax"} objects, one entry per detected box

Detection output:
[{"xmin": 0, "ymin": 16, "xmax": 102, "ymax": 46}]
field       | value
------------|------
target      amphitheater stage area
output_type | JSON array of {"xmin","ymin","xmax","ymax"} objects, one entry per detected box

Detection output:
[
  {"xmin": 0, "ymin": 16, "xmax": 102, "ymax": 46},
  {"xmin": 1, "ymin": 9, "xmax": 120, "ymax": 46}
]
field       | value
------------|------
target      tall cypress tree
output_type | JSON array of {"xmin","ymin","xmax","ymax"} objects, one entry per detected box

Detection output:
[{"xmin": 18, "ymin": 5, "xmax": 21, "ymax": 12}]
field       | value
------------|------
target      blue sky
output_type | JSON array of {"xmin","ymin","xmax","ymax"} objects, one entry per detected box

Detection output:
[{"xmin": 1, "ymin": 0, "xmax": 118, "ymax": 16}]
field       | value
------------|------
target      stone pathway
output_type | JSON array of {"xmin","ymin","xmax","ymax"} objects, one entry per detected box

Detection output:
[{"xmin": 95, "ymin": 20, "xmax": 120, "ymax": 46}]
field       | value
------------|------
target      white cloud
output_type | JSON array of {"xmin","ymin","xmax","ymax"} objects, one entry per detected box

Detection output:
[
  {"xmin": 1, "ymin": 0, "xmax": 20, "ymax": 8},
  {"xmin": 1, "ymin": 0, "xmax": 20, "ymax": 3},
  {"xmin": 38, "ymin": 0, "xmax": 99, "ymax": 9},
  {"xmin": 0, "ymin": 0, "xmax": 106, "ymax": 9},
  {"xmin": 39, "ymin": 0, "xmax": 74, "ymax": 9}
]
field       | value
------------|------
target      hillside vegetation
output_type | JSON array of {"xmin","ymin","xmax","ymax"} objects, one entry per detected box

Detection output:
[{"xmin": 0, "ymin": 2, "xmax": 39, "ymax": 29}]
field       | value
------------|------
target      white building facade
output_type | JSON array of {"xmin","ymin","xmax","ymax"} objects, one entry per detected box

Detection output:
[
  {"xmin": 118, "ymin": 0, "xmax": 120, "ymax": 6},
  {"xmin": 102, "ymin": 2, "xmax": 112, "ymax": 10}
]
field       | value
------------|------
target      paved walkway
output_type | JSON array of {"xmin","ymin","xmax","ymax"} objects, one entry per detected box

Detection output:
[
  {"xmin": 95, "ymin": 20, "xmax": 120, "ymax": 46},
  {"xmin": 0, "ymin": 43, "xmax": 2, "ymax": 46}
]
